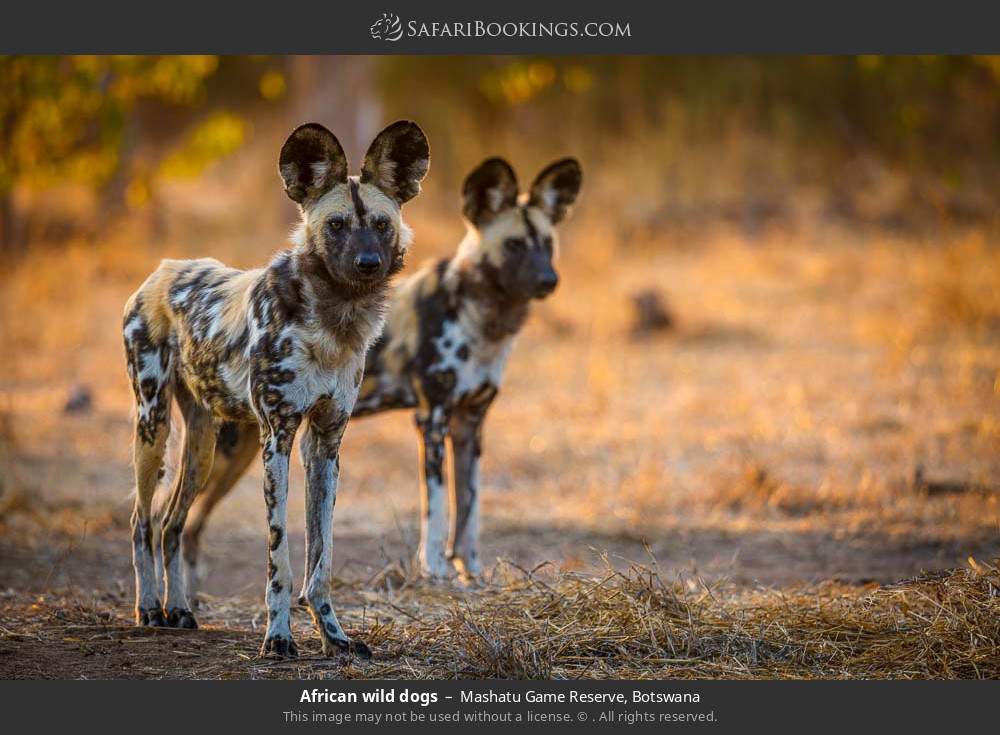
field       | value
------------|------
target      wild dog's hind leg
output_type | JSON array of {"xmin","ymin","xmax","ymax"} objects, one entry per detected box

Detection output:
[
  {"xmin": 182, "ymin": 421, "xmax": 258, "ymax": 599},
  {"xmin": 416, "ymin": 406, "xmax": 451, "ymax": 579},
  {"xmin": 158, "ymin": 383, "xmax": 216, "ymax": 628},
  {"xmin": 124, "ymin": 306, "xmax": 173, "ymax": 627},
  {"xmin": 300, "ymin": 399, "xmax": 371, "ymax": 658},
  {"xmin": 448, "ymin": 391, "xmax": 494, "ymax": 580}
]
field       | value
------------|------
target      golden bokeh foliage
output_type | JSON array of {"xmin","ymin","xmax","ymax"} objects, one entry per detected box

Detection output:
[
  {"xmin": 0, "ymin": 55, "xmax": 291, "ymax": 246},
  {"xmin": 0, "ymin": 56, "xmax": 221, "ymax": 192}
]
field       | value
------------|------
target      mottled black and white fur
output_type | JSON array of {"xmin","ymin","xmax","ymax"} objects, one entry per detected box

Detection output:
[
  {"xmin": 122, "ymin": 120, "xmax": 430, "ymax": 658},
  {"xmin": 180, "ymin": 157, "xmax": 582, "ymax": 585}
]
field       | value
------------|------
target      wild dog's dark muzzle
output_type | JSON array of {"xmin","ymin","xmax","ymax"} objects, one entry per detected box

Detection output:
[
  {"xmin": 533, "ymin": 265, "xmax": 559, "ymax": 298},
  {"xmin": 354, "ymin": 251, "xmax": 382, "ymax": 276},
  {"xmin": 350, "ymin": 229, "xmax": 385, "ymax": 279}
]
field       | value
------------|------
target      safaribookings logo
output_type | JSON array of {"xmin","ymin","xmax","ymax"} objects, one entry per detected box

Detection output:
[
  {"xmin": 370, "ymin": 13, "xmax": 404, "ymax": 41},
  {"xmin": 369, "ymin": 13, "xmax": 631, "ymax": 41}
]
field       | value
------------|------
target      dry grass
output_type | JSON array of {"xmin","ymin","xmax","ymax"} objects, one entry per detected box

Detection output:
[{"xmin": 2, "ymin": 558, "xmax": 997, "ymax": 679}]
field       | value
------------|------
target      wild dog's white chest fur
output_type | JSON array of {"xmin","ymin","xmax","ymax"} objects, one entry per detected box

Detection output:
[
  {"xmin": 431, "ymin": 314, "xmax": 514, "ymax": 399},
  {"xmin": 288, "ymin": 327, "xmax": 368, "ymax": 414}
]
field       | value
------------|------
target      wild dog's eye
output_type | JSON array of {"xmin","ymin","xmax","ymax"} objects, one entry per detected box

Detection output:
[
  {"xmin": 503, "ymin": 237, "xmax": 526, "ymax": 253},
  {"xmin": 375, "ymin": 219, "xmax": 389, "ymax": 231},
  {"xmin": 329, "ymin": 218, "xmax": 344, "ymax": 231}
]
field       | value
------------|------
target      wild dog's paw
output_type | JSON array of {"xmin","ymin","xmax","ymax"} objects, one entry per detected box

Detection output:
[
  {"xmin": 350, "ymin": 639, "xmax": 373, "ymax": 660},
  {"xmin": 421, "ymin": 572, "xmax": 454, "ymax": 587},
  {"xmin": 454, "ymin": 571, "xmax": 485, "ymax": 590},
  {"xmin": 136, "ymin": 606, "xmax": 167, "ymax": 627},
  {"xmin": 261, "ymin": 634, "xmax": 299, "ymax": 659},
  {"xmin": 319, "ymin": 622, "xmax": 350, "ymax": 657},
  {"xmin": 320, "ymin": 627, "xmax": 373, "ymax": 660},
  {"xmin": 419, "ymin": 554, "xmax": 452, "ymax": 581},
  {"xmin": 165, "ymin": 608, "xmax": 198, "ymax": 629},
  {"xmin": 450, "ymin": 555, "xmax": 483, "ymax": 585}
]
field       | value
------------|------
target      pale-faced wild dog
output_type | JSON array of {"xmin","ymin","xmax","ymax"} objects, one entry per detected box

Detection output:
[
  {"xmin": 123, "ymin": 120, "xmax": 430, "ymax": 658},
  {"xmin": 179, "ymin": 156, "xmax": 582, "ymax": 586}
]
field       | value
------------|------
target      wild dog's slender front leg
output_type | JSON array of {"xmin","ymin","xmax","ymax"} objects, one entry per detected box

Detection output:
[
  {"xmin": 300, "ymin": 400, "xmax": 371, "ymax": 658},
  {"xmin": 258, "ymin": 406, "xmax": 302, "ymax": 658},
  {"xmin": 159, "ymin": 384, "xmax": 216, "ymax": 628},
  {"xmin": 132, "ymin": 427, "xmax": 169, "ymax": 626},
  {"xmin": 416, "ymin": 406, "xmax": 451, "ymax": 579},
  {"xmin": 182, "ymin": 421, "xmax": 259, "ymax": 599},
  {"xmin": 448, "ymin": 395, "xmax": 493, "ymax": 580},
  {"xmin": 128, "ymin": 403, "xmax": 172, "ymax": 627}
]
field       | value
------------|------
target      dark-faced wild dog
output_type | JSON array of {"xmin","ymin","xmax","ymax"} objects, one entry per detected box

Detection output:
[
  {"xmin": 179, "ymin": 156, "xmax": 582, "ymax": 587},
  {"xmin": 123, "ymin": 120, "xmax": 430, "ymax": 658}
]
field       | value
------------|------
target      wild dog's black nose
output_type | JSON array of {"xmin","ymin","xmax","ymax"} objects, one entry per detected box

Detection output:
[
  {"xmin": 354, "ymin": 252, "xmax": 382, "ymax": 275},
  {"xmin": 535, "ymin": 271, "xmax": 558, "ymax": 296}
]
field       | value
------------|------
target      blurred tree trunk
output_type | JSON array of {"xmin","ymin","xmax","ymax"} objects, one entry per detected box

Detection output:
[
  {"xmin": 0, "ymin": 191, "xmax": 18, "ymax": 254},
  {"xmin": 100, "ymin": 117, "xmax": 138, "ymax": 220},
  {"xmin": 289, "ymin": 57, "xmax": 381, "ymax": 165},
  {"xmin": 0, "ymin": 98, "xmax": 22, "ymax": 253}
]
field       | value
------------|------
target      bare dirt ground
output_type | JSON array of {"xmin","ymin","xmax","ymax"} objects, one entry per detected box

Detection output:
[{"xmin": 1, "ymin": 219, "xmax": 998, "ymax": 678}]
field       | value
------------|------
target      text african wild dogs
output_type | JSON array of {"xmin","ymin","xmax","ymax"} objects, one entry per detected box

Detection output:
[
  {"xmin": 123, "ymin": 120, "xmax": 430, "ymax": 658},
  {"xmin": 180, "ymin": 156, "xmax": 582, "ymax": 584}
]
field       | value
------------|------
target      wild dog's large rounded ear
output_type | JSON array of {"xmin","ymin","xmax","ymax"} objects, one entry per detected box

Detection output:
[
  {"xmin": 462, "ymin": 157, "xmax": 519, "ymax": 228},
  {"xmin": 279, "ymin": 123, "xmax": 349, "ymax": 205},
  {"xmin": 528, "ymin": 158, "xmax": 582, "ymax": 224},
  {"xmin": 360, "ymin": 120, "xmax": 430, "ymax": 205}
]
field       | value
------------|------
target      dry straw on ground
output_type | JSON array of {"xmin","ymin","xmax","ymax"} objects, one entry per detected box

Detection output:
[{"xmin": 2, "ymin": 557, "xmax": 997, "ymax": 680}]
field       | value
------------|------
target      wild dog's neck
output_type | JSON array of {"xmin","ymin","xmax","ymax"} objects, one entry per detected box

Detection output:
[
  {"xmin": 265, "ymin": 248, "xmax": 388, "ymax": 360},
  {"xmin": 285, "ymin": 249, "xmax": 387, "ymax": 362},
  {"xmin": 445, "ymin": 249, "xmax": 531, "ymax": 343}
]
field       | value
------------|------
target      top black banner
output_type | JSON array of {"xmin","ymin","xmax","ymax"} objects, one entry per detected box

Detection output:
[{"xmin": 2, "ymin": 0, "xmax": 999, "ymax": 54}]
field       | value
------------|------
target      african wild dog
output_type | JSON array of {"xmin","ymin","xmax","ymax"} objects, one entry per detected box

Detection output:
[
  {"xmin": 123, "ymin": 120, "xmax": 430, "ymax": 658},
  {"xmin": 179, "ymin": 156, "xmax": 582, "ymax": 586}
]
